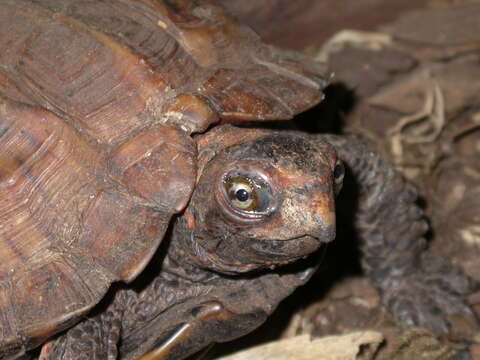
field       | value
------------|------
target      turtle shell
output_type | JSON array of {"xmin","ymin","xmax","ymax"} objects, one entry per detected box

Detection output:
[{"xmin": 0, "ymin": 0, "xmax": 327, "ymax": 357}]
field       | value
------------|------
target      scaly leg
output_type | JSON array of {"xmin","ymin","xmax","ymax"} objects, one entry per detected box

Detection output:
[{"xmin": 321, "ymin": 134, "xmax": 478, "ymax": 334}]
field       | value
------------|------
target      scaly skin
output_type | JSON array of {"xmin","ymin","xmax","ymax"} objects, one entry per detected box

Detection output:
[
  {"xmin": 323, "ymin": 134, "xmax": 476, "ymax": 334},
  {"xmin": 43, "ymin": 255, "xmax": 318, "ymax": 360}
]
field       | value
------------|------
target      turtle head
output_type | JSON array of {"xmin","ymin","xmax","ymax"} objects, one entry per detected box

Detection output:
[{"xmin": 174, "ymin": 125, "xmax": 344, "ymax": 274}]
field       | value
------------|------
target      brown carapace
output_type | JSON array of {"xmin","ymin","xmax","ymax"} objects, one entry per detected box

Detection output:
[{"xmin": 0, "ymin": 0, "xmax": 329, "ymax": 357}]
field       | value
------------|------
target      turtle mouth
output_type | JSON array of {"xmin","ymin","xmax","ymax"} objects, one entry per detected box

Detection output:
[
  {"xmin": 248, "ymin": 234, "xmax": 325, "ymax": 267},
  {"xmin": 194, "ymin": 234, "xmax": 325, "ymax": 275}
]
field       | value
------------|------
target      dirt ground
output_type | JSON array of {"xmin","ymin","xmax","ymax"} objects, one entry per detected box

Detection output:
[
  {"xmin": 223, "ymin": 0, "xmax": 431, "ymax": 51},
  {"xmin": 207, "ymin": 1, "xmax": 480, "ymax": 359}
]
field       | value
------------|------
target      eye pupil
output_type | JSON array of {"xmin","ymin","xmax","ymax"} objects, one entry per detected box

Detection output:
[
  {"xmin": 334, "ymin": 163, "xmax": 344, "ymax": 179},
  {"xmin": 235, "ymin": 189, "xmax": 250, "ymax": 202}
]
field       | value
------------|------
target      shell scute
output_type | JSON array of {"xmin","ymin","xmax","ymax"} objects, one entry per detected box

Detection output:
[
  {"xmin": 72, "ymin": 188, "xmax": 167, "ymax": 282},
  {"xmin": 0, "ymin": 280, "xmax": 21, "ymax": 358},
  {"xmin": 1, "ymin": 0, "xmax": 169, "ymax": 145},
  {"xmin": 0, "ymin": 100, "xmax": 95, "ymax": 275},
  {"xmin": 10, "ymin": 253, "xmax": 110, "ymax": 351},
  {"xmin": 111, "ymin": 125, "xmax": 197, "ymax": 211}
]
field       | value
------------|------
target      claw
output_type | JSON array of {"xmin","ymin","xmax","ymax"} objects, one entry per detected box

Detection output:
[
  {"xmin": 138, "ymin": 323, "xmax": 192, "ymax": 360},
  {"xmin": 139, "ymin": 301, "xmax": 236, "ymax": 360},
  {"xmin": 384, "ymin": 268, "xmax": 478, "ymax": 335}
]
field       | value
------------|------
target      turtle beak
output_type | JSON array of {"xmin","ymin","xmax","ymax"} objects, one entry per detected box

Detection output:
[
  {"xmin": 313, "ymin": 199, "xmax": 336, "ymax": 242},
  {"xmin": 310, "ymin": 192, "xmax": 336, "ymax": 243}
]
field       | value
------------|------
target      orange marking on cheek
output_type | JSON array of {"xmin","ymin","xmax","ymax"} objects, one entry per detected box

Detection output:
[{"xmin": 277, "ymin": 173, "xmax": 311, "ymax": 187}]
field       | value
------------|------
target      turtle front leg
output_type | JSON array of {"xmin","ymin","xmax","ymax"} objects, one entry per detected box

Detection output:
[
  {"xmin": 135, "ymin": 301, "xmax": 253, "ymax": 360},
  {"xmin": 322, "ymin": 134, "xmax": 478, "ymax": 334},
  {"xmin": 120, "ymin": 271, "xmax": 312, "ymax": 360}
]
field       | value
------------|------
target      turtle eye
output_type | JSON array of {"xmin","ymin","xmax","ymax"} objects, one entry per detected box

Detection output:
[
  {"xmin": 225, "ymin": 177, "xmax": 258, "ymax": 211},
  {"xmin": 333, "ymin": 160, "xmax": 345, "ymax": 194},
  {"xmin": 221, "ymin": 172, "xmax": 274, "ymax": 217}
]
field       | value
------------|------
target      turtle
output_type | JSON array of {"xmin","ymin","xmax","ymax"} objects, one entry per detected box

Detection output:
[{"xmin": 0, "ymin": 0, "xmax": 476, "ymax": 359}]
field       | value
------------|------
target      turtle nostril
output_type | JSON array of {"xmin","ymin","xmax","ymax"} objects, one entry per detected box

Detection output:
[
  {"xmin": 310, "ymin": 214, "xmax": 336, "ymax": 243},
  {"xmin": 322, "ymin": 224, "xmax": 337, "ymax": 243},
  {"xmin": 313, "ymin": 211, "xmax": 335, "ymax": 228}
]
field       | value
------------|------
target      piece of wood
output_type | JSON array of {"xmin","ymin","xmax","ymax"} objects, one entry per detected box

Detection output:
[{"xmin": 214, "ymin": 331, "xmax": 383, "ymax": 360}]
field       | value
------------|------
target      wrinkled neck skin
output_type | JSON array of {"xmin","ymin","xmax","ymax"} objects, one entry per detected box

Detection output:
[
  {"xmin": 119, "ymin": 221, "xmax": 319, "ymax": 360},
  {"xmin": 167, "ymin": 214, "xmax": 318, "ymax": 280},
  {"xmin": 161, "ymin": 213, "xmax": 320, "ymax": 307},
  {"xmin": 165, "ymin": 218, "xmax": 223, "ymax": 283}
]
